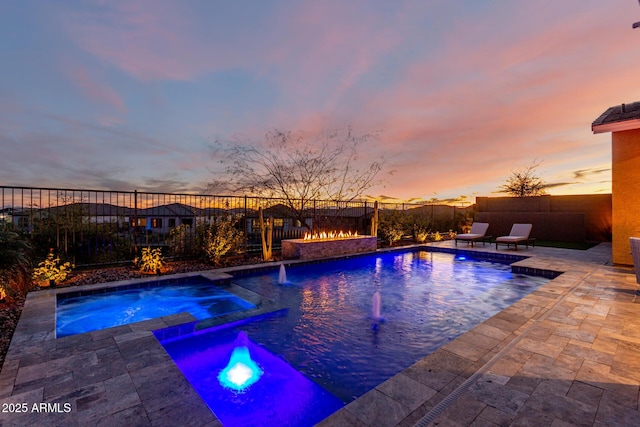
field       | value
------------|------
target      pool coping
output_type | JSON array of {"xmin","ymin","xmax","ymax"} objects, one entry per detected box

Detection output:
[{"xmin": 1, "ymin": 242, "xmax": 638, "ymax": 426}]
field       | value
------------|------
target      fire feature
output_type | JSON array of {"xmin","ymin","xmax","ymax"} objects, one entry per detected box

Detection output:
[
  {"xmin": 282, "ymin": 233, "xmax": 377, "ymax": 260},
  {"xmin": 303, "ymin": 230, "xmax": 358, "ymax": 240}
]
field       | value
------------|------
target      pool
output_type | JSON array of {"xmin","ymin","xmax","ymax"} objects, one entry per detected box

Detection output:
[
  {"xmin": 156, "ymin": 249, "xmax": 550, "ymax": 425},
  {"xmin": 56, "ymin": 275, "xmax": 256, "ymax": 337}
]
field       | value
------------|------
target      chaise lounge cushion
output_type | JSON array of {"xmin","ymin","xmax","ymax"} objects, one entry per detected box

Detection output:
[
  {"xmin": 454, "ymin": 222, "xmax": 489, "ymax": 241},
  {"xmin": 495, "ymin": 223, "xmax": 532, "ymax": 243}
]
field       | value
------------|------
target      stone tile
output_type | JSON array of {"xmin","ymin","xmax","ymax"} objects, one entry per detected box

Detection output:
[
  {"xmin": 441, "ymin": 338, "xmax": 489, "ymax": 362},
  {"xmin": 472, "ymin": 323, "xmax": 512, "ymax": 342},
  {"xmin": 72, "ymin": 351, "xmax": 128, "ymax": 388},
  {"xmin": 515, "ymin": 338, "xmax": 563, "ymax": 359},
  {"xmin": 403, "ymin": 360, "xmax": 459, "ymax": 391},
  {"xmin": 376, "ymin": 373, "xmax": 436, "ymax": 411},
  {"xmin": 75, "ymin": 373, "xmax": 142, "ymax": 424},
  {"xmin": 553, "ymin": 326, "xmax": 597, "ymax": 344},
  {"xmin": 129, "ymin": 318, "xmax": 168, "ymax": 332},
  {"xmin": 594, "ymin": 392, "xmax": 640, "ymax": 427},
  {"xmin": 417, "ymin": 349, "xmax": 474, "ymax": 375},
  {"xmin": 130, "ymin": 362, "xmax": 197, "ymax": 415},
  {"xmin": 145, "ymin": 392, "xmax": 216, "ymax": 427},
  {"xmin": 439, "ymin": 374, "xmax": 468, "ymax": 396},
  {"xmin": 316, "ymin": 407, "xmax": 368, "ymax": 427},
  {"xmin": 456, "ymin": 330, "xmax": 502, "ymax": 351},
  {"xmin": 506, "ymin": 375, "xmax": 541, "ymax": 396},
  {"xmin": 566, "ymin": 381, "xmax": 604, "ymax": 407},
  {"xmin": 394, "ymin": 402, "xmax": 434, "ymax": 427},
  {"xmin": 469, "ymin": 376, "xmax": 529, "ymax": 416},
  {"xmin": 519, "ymin": 354, "xmax": 577, "ymax": 382},
  {"xmin": 113, "ymin": 330, "xmax": 154, "ymax": 344},
  {"xmin": 93, "ymin": 404, "xmax": 152, "ymax": 427},
  {"xmin": 433, "ymin": 394, "xmax": 486, "ymax": 426},
  {"xmin": 599, "ymin": 386, "xmax": 640, "ymax": 411},
  {"xmin": 345, "ymin": 389, "xmax": 411, "ymax": 427},
  {"xmin": 476, "ymin": 405, "xmax": 514, "ymax": 426},
  {"xmin": 525, "ymin": 387, "xmax": 597, "ymax": 426},
  {"xmin": 15, "ymin": 351, "xmax": 97, "ymax": 387},
  {"xmin": 553, "ymin": 353, "xmax": 583, "ymax": 372}
]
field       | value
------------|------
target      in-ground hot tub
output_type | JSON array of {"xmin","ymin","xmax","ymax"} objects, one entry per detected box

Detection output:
[{"xmin": 281, "ymin": 235, "xmax": 377, "ymax": 260}]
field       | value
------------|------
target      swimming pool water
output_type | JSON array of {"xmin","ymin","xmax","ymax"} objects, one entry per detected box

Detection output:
[
  {"xmin": 223, "ymin": 251, "xmax": 547, "ymax": 403},
  {"xmin": 56, "ymin": 277, "xmax": 255, "ymax": 337}
]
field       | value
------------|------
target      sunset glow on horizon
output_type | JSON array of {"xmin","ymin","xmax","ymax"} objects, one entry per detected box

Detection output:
[{"xmin": 1, "ymin": 1, "xmax": 639, "ymax": 203}]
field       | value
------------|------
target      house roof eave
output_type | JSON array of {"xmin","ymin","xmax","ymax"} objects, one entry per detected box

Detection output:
[{"xmin": 592, "ymin": 118, "xmax": 640, "ymax": 134}]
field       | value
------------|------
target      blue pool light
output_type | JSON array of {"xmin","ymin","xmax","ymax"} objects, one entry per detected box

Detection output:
[
  {"xmin": 218, "ymin": 332, "xmax": 263, "ymax": 391},
  {"xmin": 457, "ymin": 256, "xmax": 467, "ymax": 261},
  {"xmin": 156, "ymin": 322, "xmax": 344, "ymax": 426}
]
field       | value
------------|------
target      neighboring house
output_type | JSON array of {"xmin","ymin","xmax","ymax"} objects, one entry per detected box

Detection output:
[
  {"xmin": 7, "ymin": 203, "xmax": 131, "ymax": 233},
  {"xmin": 134, "ymin": 203, "xmax": 198, "ymax": 233}
]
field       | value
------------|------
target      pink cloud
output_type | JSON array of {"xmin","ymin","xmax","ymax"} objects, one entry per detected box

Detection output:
[
  {"xmin": 60, "ymin": 1, "xmax": 217, "ymax": 81},
  {"xmin": 68, "ymin": 65, "xmax": 126, "ymax": 113}
]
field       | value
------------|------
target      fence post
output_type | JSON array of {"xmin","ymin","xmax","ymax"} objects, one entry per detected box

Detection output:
[
  {"xmin": 244, "ymin": 196, "xmax": 248, "ymax": 256},
  {"xmin": 133, "ymin": 190, "xmax": 138, "ymax": 255}
]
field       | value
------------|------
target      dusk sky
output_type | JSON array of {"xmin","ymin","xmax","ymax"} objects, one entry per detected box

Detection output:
[{"xmin": 2, "ymin": 1, "xmax": 640, "ymax": 203}]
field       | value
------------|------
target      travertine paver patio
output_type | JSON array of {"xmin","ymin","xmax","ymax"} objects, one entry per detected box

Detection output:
[{"xmin": 1, "ymin": 242, "xmax": 638, "ymax": 426}]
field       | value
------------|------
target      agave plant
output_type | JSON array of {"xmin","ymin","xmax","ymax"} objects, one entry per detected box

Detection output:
[{"xmin": 0, "ymin": 229, "xmax": 33, "ymax": 299}]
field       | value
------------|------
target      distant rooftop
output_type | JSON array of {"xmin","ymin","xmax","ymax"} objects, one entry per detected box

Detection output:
[{"xmin": 592, "ymin": 100, "xmax": 640, "ymax": 133}]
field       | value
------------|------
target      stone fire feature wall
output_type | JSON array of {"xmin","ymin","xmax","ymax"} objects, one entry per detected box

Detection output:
[{"xmin": 281, "ymin": 236, "xmax": 378, "ymax": 260}]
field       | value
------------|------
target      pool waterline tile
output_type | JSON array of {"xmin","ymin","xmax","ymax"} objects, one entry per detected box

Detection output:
[{"xmin": 1, "ymin": 242, "xmax": 638, "ymax": 426}]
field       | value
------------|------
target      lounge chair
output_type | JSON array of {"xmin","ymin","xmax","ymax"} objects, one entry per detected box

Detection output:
[
  {"xmin": 454, "ymin": 222, "xmax": 491, "ymax": 247},
  {"xmin": 495, "ymin": 223, "xmax": 534, "ymax": 251}
]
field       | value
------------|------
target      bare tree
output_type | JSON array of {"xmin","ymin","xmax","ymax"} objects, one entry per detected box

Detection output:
[
  {"xmin": 209, "ymin": 127, "xmax": 385, "ymax": 229},
  {"xmin": 499, "ymin": 162, "xmax": 547, "ymax": 197}
]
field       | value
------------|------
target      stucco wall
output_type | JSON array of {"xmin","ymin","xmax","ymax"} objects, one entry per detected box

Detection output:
[
  {"xmin": 612, "ymin": 129, "xmax": 640, "ymax": 265},
  {"xmin": 475, "ymin": 195, "xmax": 611, "ymax": 243}
]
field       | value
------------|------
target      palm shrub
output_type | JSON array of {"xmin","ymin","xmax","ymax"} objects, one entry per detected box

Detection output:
[{"xmin": 0, "ymin": 230, "xmax": 33, "ymax": 299}]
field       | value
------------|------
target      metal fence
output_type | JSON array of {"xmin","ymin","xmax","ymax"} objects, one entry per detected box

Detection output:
[{"xmin": 1, "ymin": 186, "xmax": 456, "ymax": 267}]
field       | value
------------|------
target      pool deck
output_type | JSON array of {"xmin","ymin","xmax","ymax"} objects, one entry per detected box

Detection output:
[{"xmin": 1, "ymin": 242, "xmax": 639, "ymax": 426}]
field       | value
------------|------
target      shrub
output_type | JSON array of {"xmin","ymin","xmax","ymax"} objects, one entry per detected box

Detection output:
[
  {"xmin": 197, "ymin": 216, "xmax": 244, "ymax": 266},
  {"xmin": 32, "ymin": 249, "xmax": 73, "ymax": 285},
  {"xmin": 378, "ymin": 211, "xmax": 407, "ymax": 246},
  {"xmin": 0, "ymin": 230, "xmax": 33, "ymax": 299},
  {"xmin": 134, "ymin": 247, "xmax": 164, "ymax": 274},
  {"xmin": 168, "ymin": 224, "xmax": 192, "ymax": 257}
]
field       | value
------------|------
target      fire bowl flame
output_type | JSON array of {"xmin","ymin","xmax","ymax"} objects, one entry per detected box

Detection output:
[{"xmin": 303, "ymin": 230, "xmax": 358, "ymax": 241}]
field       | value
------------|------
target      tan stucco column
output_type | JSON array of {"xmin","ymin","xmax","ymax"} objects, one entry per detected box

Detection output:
[
  {"xmin": 593, "ymin": 101, "xmax": 640, "ymax": 266},
  {"xmin": 611, "ymin": 129, "xmax": 640, "ymax": 265}
]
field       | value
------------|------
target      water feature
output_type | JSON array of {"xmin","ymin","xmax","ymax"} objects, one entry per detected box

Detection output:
[
  {"xmin": 278, "ymin": 263, "xmax": 288, "ymax": 284},
  {"xmin": 372, "ymin": 290, "xmax": 382, "ymax": 320},
  {"xmin": 217, "ymin": 332, "xmax": 263, "ymax": 392},
  {"xmin": 157, "ymin": 322, "xmax": 343, "ymax": 427}
]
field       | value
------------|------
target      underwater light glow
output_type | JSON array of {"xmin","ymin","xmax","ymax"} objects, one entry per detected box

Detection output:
[
  {"xmin": 457, "ymin": 256, "xmax": 467, "ymax": 260},
  {"xmin": 218, "ymin": 346, "xmax": 263, "ymax": 391}
]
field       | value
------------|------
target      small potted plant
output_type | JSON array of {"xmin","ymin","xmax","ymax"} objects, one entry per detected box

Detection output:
[
  {"xmin": 32, "ymin": 249, "xmax": 74, "ymax": 287},
  {"xmin": 134, "ymin": 247, "xmax": 164, "ymax": 275}
]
